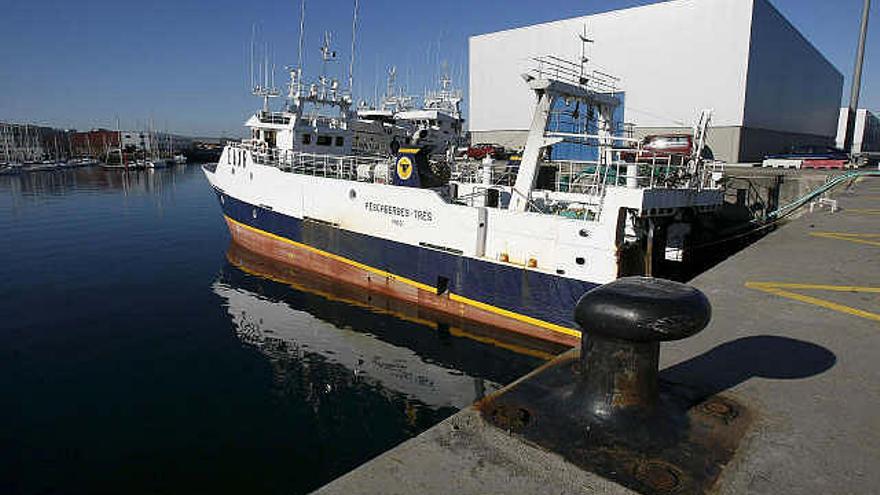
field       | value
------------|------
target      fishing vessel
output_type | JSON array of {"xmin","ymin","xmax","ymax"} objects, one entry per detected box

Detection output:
[
  {"xmin": 396, "ymin": 69, "xmax": 464, "ymax": 158},
  {"xmin": 204, "ymin": 19, "xmax": 724, "ymax": 346},
  {"xmin": 352, "ymin": 67, "xmax": 414, "ymax": 155}
]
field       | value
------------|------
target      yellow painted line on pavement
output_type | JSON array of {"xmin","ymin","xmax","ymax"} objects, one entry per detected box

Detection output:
[
  {"xmin": 810, "ymin": 232, "xmax": 880, "ymax": 247},
  {"xmin": 746, "ymin": 282, "xmax": 880, "ymax": 323},
  {"xmin": 843, "ymin": 208, "xmax": 880, "ymax": 215}
]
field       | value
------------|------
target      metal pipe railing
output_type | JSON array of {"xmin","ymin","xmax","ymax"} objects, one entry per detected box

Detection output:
[{"xmin": 228, "ymin": 142, "xmax": 389, "ymax": 183}]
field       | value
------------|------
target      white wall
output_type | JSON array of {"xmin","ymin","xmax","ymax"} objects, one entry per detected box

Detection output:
[
  {"xmin": 469, "ymin": 0, "xmax": 755, "ymax": 133},
  {"xmin": 838, "ymin": 109, "xmax": 880, "ymax": 154},
  {"xmin": 470, "ymin": 0, "xmax": 842, "ymax": 142},
  {"xmin": 742, "ymin": 0, "xmax": 843, "ymax": 137}
]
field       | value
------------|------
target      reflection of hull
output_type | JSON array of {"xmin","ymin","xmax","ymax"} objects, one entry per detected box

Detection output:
[
  {"xmin": 223, "ymin": 213, "xmax": 583, "ymax": 347},
  {"xmin": 213, "ymin": 278, "xmax": 505, "ymax": 410},
  {"xmin": 225, "ymin": 242, "xmax": 564, "ymax": 361}
]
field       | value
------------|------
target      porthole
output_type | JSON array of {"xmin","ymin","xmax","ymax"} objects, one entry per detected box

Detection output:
[
  {"xmin": 579, "ymin": 229, "xmax": 590, "ymax": 238},
  {"xmin": 349, "ymin": 189, "xmax": 357, "ymax": 200},
  {"xmin": 576, "ymin": 257, "xmax": 586, "ymax": 265},
  {"xmin": 252, "ymin": 208, "xmax": 257, "ymax": 219}
]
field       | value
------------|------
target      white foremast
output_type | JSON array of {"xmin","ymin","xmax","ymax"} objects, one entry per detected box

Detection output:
[{"xmin": 508, "ymin": 72, "xmax": 620, "ymax": 212}]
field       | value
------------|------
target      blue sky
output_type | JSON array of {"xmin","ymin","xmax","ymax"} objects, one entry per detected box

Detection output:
[{"xmin": 0, "ymin": 0, "xmax": 875, "ymax": 136}]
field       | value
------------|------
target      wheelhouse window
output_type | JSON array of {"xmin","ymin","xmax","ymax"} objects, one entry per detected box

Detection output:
[
  {"xmin": 302, "ymin": 134, "xmax": 312, "ymax": 145},
  {"xmin": 265, "ymin": 130, "xmax": 277, "ymax": 148},
  {"xmin": 316, "ymin": 135, "xmax": 332, "ymax": 146},
  {"xmin": 335, "ymin": 136, "xmax": 344, "ymax": 147}
]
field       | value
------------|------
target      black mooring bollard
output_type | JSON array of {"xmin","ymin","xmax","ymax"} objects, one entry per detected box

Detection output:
[
  {"xmin": 480, "ymin": 276, "xmax": 750, "ymax": 494},
  {"xmin": 574, "ymin": 276, "xmax": 712, "ymax": 420}
]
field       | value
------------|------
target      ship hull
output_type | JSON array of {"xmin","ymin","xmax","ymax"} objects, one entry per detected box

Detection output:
[{"xmin": 215, "ymin": 190, "xmax": 590, "ymax": 346}]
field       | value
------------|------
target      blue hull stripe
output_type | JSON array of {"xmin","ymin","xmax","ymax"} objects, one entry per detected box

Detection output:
[{"xmin": 216, "ymin": 190, "xmax": 596, "ymax": 331}]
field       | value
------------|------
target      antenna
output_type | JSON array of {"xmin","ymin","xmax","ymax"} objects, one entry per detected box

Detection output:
[
  {"xmin": 320, "ymin": 30, "xmax": 338, "ymax": 85},
  {"xmin": 297, "ymin": 0, "xmax": 306, "ymax": 75},
  {"xmin": 250, "ymin": 24, "xmax": 256, "ymax": 90},
  {"xmin": 348, "ymin": 0, "xmax": 359, "ymax": 93},
  {"xmin": 250, "ymin": 29, "xmax": 280, "ymax": 112},
  {"xmin": 578, "ymin": 24, "xmax": 594, "ymax": 86},
  {"xmin": 387, "ymin": 66, "xmax": 396, "ymax": 99},
  {"xmin": 264, "ymin": 42, "xmax": 269, "ymax": 90},
  {"xmin": 440, "ymin": 60, "xmax": 450, "ymax": 90}
]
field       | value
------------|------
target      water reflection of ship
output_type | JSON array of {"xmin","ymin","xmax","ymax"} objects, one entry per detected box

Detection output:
[{"xmin": 218, "ymin": 242, "xmax": 561, "ymax": 410}]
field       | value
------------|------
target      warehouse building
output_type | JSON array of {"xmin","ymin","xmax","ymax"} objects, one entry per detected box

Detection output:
[
  {"xmin": 469, "ymin": 0, "xmax": 844, "ymax": 163},
  {"xmin": 836, "ymin": 108, "xmax": 880, "ymax": 156}
]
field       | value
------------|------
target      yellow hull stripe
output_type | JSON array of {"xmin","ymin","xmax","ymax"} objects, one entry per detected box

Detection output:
[
  {"xmin": 746, "ymin": 282, "xmax": 880, "ymax": 323},
  {"xmin": 225, "ymin": 215, "xmax": 582, "ymax": 339},
  {"xmin": 449, "ymin": 293, "xmax": 581, "ymax": 338}
]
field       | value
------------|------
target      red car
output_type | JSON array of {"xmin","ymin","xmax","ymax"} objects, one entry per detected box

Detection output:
[
  {"xmin": 467, "ymin": 143, "xmax": 506, "ymax": 160},
  {"xmin": 621, "ymin": 134, "xmax": 693, "ymax": 164}
]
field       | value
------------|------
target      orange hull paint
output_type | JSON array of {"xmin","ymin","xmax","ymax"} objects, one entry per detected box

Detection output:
[{"xmin": 225, "ymin": 217, "xmax": 579, "ymax": 347}]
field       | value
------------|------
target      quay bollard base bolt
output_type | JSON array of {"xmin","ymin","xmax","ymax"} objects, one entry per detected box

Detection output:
[{"xmin": 634, "ymin": 460, "xmax": 683, "ymax": 493}]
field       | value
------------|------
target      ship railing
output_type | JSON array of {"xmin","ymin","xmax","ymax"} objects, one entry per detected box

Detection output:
[
  {"xmin": 552, "ymin": 154, "xmax": 722, "ymax": 193},
  {"xmin": 449, "ymin": 161, "xmax": 518, "ymax": 187},
  {"xmin": 529, "ymin": 55, "xmax": 620, "ymax": 94},
  {"xmin": 298, "ymin": 114, "xmax": 347, "ymax": 129},
  {"xmin": 229, "ymin": 143, "xmax": 391, "ymax": 184},
  {"xmin": 449, "ymin": 153, "xmax": 720, "ymax": 195}
]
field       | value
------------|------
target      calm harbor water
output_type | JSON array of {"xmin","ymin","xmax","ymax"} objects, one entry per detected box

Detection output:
[{"xmin": 0, "ymin": 165, "xmax": 551, "ymax": 495}]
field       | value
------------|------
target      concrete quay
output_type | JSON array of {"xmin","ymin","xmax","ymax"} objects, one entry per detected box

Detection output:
[{"xmin": 315, "ymin": 175, "xmax": 880, "ymax": 495}]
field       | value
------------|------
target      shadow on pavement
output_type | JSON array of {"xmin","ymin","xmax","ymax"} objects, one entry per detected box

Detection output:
[{"xmin": 660, "ymin": 335, "xmax": 837, "ymax": 402}]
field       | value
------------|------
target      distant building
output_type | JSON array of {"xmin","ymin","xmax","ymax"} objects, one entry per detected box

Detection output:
[
  {"xmin": 71, "ymin": 129, "xmax": 120, "ymax": 156},
  {"xmin": 2, "ymin": 123, "xmax": 198, "ymax": 161},
  {"xmin": 69, "ymin": 129, "xmax": 194, "ymax": 156},
  {"xmin": 836, "ymin": 109, "xmax": 880, "ymax": 155},
  {"xmin": 468, "ymin": 0, "xmax": 844, "ymax": 163}
]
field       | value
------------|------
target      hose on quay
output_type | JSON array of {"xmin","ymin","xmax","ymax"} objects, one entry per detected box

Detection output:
[
  {"xmin": 763, "ymin": 169, "xmax": 880, "ymax": 222},
  {"xmin": 686, "ymin": 169, "xmax": 880, "ymax": 252}
]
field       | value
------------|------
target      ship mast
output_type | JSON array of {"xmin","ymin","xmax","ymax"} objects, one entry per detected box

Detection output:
[
  {"xmin": 295, "ymin": 0, "xmax": 306, "ymax": 101},
  {"xmin": 251, "ymin": 25, "xmax": 280, "ymax": 113},
  {"xmin": 348, "ymin": 0, "xmax": 359, "ymax": 95}
]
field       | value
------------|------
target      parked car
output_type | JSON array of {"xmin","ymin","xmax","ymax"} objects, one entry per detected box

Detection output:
[
  {"xmin": 764, "ymin": 145, "xmax": 849, "ymax": 161},
  {"xmin": 467, "ymin": 143, "xmax": 506, "ymax": 160},
  {"xmin": 621, "ymin": 134, "xmax": 693, "ymax": 164}
]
